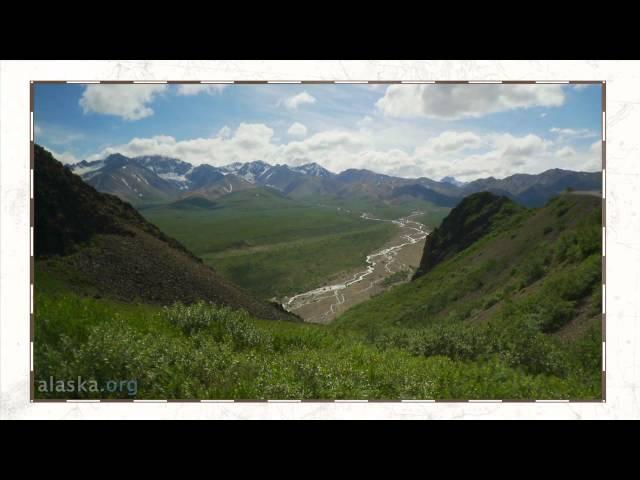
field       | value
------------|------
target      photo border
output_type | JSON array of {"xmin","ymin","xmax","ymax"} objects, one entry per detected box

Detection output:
[{"xmin": 29, "ymin": 79, "xmax": 607, "ymax": 404}]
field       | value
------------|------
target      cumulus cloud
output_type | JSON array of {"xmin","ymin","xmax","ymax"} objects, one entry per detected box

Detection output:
[
  {"xmin": 498, "ymin": 133, "xmax": 550, "ymax": 157},
  {"xmin": 410, "ymin": 131, "xmax": 601, "ymax": 181},
  {"xmin": 274, "ymin": 130, "xmax": 369, "ymax": 170},
  {"xmin": 376, "ymin": 84, "xmax": 566, "ymax": 119},
  {"xmin": 176, "ymin": 84, "xmax": 227, "ymax": 96},
  {"xmin": 287, "ymin": 122, "xmax": 308, "ymax": 138},
  {"xmin": 233, "ymin": 123, "xmax": 274, "ymax": 150},
  {"xmin": 422, "ymin": 131, "xmax": 483, "ymax": 154},
  {"xmin": 87, "ymin": 123, "xmax": 276, "ymax": 167},
  {"xmin": 556, "ymin": 146, "xmax": 576, "ymax": 158},
  {"xmin": 79, "ymin": 84, "xmax": 168, "ymax": 121},
  {"xmin": 280, "ymin": 91, "xmax": 316, "ymax": 110}
]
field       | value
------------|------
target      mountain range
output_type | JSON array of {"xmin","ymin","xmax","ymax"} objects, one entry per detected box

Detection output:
[{"xmin": 68, "ymin": 153, "xmax": 602, "ymax": 208}]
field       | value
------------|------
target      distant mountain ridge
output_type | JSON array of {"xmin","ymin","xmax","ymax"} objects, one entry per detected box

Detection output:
[{"xmin": 68, "ymin": 153, "xmax": 601, "ymax": 208}]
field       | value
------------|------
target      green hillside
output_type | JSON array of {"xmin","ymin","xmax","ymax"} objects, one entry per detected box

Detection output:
[{"xmin": 333, "ymin": 192, "xmax": 602, "ymax": 398}]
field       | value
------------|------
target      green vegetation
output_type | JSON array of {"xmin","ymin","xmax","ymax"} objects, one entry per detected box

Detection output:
[
  {"xmin": 141, "ymin": 189, "xmax": 446, "ymax": 299},
  {"xmin": 381, "ymin": 269, "xmax": 412, "ymax": 288},
  {"xmin": 34, "ymin": 188, "xmax": 602, "ymax": 400},
  {"xmin": 333, "ymin": 193, "xmax": 602, "ymax": 398},
  {"xmin": 204, "ymin": 226, "xmax": 397, "ymax": 299},
  {"xmin": 35, "ymin": 293, "xmax": 595, "ymax": 400}
]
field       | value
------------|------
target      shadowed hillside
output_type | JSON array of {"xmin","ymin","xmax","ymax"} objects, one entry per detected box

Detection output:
[{"xmin": 414, "ymin": 192, "xmax": 523, "ymax": 278}]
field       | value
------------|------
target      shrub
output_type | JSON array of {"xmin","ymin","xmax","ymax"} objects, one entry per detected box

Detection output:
[
  {"xmin": 545, "ymin": 254, "xmax": 601, "ymax": 302},
  {"xmin": 526, "ymin": 297, "xmax": 576, "ymax": 334},
  {"xmin": 556, "ymin": 222, "xmax": 601, "ymax": 264},
  {"xmin": 521, "ymin": 257, "xmax": 545, "ymax": 286},
  {"xmin": 163, "ymin": 301, "xmax": 270, "ymax": 350},
  {"xmin": 164, "ymin": 301, "xmax": 225, "ymax": 334}
]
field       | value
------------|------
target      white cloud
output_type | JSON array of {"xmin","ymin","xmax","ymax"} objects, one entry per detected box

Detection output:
[
  {"xmin": 281, "ymin": 91, "xmax": 316, "ymax": 110},
  {"xmin": 422, "ymin": 131, "xmax": 483, "ymax": 154},
  {"xmin": 176, "ymin": 84, "xmax": 227, "ymax": 96},
  {"xmin": 287, "ymin": 122, "xmax": 308, "ymax": 138},
  {"xmin": 556, "ymin": 146, "xmax": 576, "ymax": 158},
  {"xmin": 498, "ymin": 133, "xmax": 550, "ymax": 158},
  {"xmin": 550, "ymin": 127, "xmax": 598, "ymax": 139},
  {"xmin": 411, "ymin": 133, "xmax": 551, "ymax": 180},
  {"xmin": 79, "ymin": 84, "xmax": 168, "ymax": 120},
  {"xmin": 45, "ymin": 146, "xmax": 80, "ymax": 165},
  {"xmin": 87, "ymin": 123, "xmax": 276, "ymax": 167},
  {"xmin": 376, "ymin": 84, "xmax": 566, "ymax": 119},
  {"xmin": 275, "ymin": 130, "xmax": 369, "ymax": 170},
  {"xmin": 217, "ymin": 125, "xmax": 232, "ymax": 138}
]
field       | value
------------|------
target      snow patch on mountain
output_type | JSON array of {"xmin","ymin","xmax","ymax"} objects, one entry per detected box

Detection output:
[
  {"xmin": 291, "ymin": 163, "xmax": 333, "ymax": 178},
  {"xmin": 157, "ymin": 172, "xmax": 189, "ymax": 183}
]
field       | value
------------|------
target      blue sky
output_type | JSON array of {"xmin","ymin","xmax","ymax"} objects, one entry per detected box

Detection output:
[{"xmin": 34, "ymin": 82, "xmax": 602, "ymax": 181}]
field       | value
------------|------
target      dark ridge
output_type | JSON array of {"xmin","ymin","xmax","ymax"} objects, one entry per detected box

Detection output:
[
  {"xmin": 413, "ymin": 192, "xmax": 522, "ymax": 279},
  {"xmin": 35, "ymin": 144, "xmax": 192, "ymax": 259}
]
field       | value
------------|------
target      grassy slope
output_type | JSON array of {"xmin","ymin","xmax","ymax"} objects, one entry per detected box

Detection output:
[
  {"xmin": 333, "ymin": 193, "xmax": 602, "ymax": 398},
  {"xmin": 141, "ymin": 189, "xmax": 444, "ymax": 299},
  {"xmin": 35, "ymin": 288, "xmax": 594, "ymax": 400}
]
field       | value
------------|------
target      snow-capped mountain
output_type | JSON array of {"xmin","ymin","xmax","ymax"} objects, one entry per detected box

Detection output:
[
  {"xmin": 65, "ymin": 152, "xmax": 601, "ymax": 208},
  {"xmin": 134, "ymin": 155, "xmax": 193, "ymax": 189},
  {"xmin": 291, "ymin": 162, "xmax": 334, "ymax": 178},
  {"xmin": 67, "ymin": 155, "xmax": 340, "ymax": 203},
  {"xmin": 221, "ymin": 160, "xmax": 272, "ymax": 183}
]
